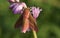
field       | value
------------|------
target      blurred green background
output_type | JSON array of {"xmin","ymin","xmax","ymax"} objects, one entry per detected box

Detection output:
[{"xmin": 0, "ymin": 0, "xmax": 60, "ymax": 38}]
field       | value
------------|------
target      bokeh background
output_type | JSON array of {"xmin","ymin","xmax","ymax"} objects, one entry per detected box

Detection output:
[{"xmin": 0, "ymin": 0, "xmax": 60, "ymax": 38}]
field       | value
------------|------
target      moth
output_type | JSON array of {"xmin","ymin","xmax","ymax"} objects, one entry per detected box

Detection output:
[{"xmin": 15, "ymin": 8, "xmax": 38, "ymax": 33}]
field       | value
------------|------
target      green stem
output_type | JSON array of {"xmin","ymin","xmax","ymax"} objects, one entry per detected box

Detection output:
[{"xmin": 32, "ymin": 30, "xmax": 37, "ymax": 38}]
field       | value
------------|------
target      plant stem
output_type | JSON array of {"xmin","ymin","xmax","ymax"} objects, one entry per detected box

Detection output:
[{"xmin": 32, "ymin": 30, "xmax": 37, "ymax": 38}]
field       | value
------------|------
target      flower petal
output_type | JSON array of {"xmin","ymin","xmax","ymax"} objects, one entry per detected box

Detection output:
[
  {"xmin": 9, "ymin": 3, "xmax": 17, "ymax": 9},
  {"xmin": 13, "ymin": 4, "xmax": 23, "ymax": 14},
  {"xmin": 12, "ymin": 3, "xmax": 19, "ymax": 14},
  {"xmin": 12, "ymin": 2, "xmax": 27, "ymax": 14},
  {"xmin": 21, "ymin": 2, "xmax": 27, "ymax": 8},
  {"xmin": 30, "ymin": 7, "xmax": 42, "ymax": 18}
]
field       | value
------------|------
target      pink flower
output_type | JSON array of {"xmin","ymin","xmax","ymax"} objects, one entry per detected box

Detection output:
[
  {"xmin": 9, "ymin": 2, "xmax": 27, "ymax": 14},
  {"xmin": 30, "ymin": 7, "xmax": 42, "ymax": 19},
  {"xmin": 9, "ymin": 3, "xmax": 18, "ymax": 9}
]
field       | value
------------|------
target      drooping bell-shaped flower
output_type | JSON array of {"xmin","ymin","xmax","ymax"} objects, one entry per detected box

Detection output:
[
  {"xmin": 30, "ymin": 7, "xmax": 42, "ymax": 19},
  {"xmin": 9, "ymin": 2, "xmax": 27, "ymax": 14}
]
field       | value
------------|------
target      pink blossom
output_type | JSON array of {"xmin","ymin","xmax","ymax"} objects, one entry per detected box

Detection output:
[
  {"xmin": 30, "ymin": 7, "xmax": 42, "ymax": 19},
  {"xmin": 9, "ymin": 2, "xmax": 27, "ymax": 14}
]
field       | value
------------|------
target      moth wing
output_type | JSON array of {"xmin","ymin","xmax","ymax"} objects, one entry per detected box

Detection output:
[
  {"xmin": 15, "ymin": 15, "xmax": 23, "ymax": 28},
  {"xmin": 29, "ymin": 13, "xmax": 38, "ymax": 32}
]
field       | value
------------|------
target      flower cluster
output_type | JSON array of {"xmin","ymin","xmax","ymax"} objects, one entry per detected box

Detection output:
[{"xmin": 8, "ymin": 0, "xmax": 42, "ymax": 33}]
